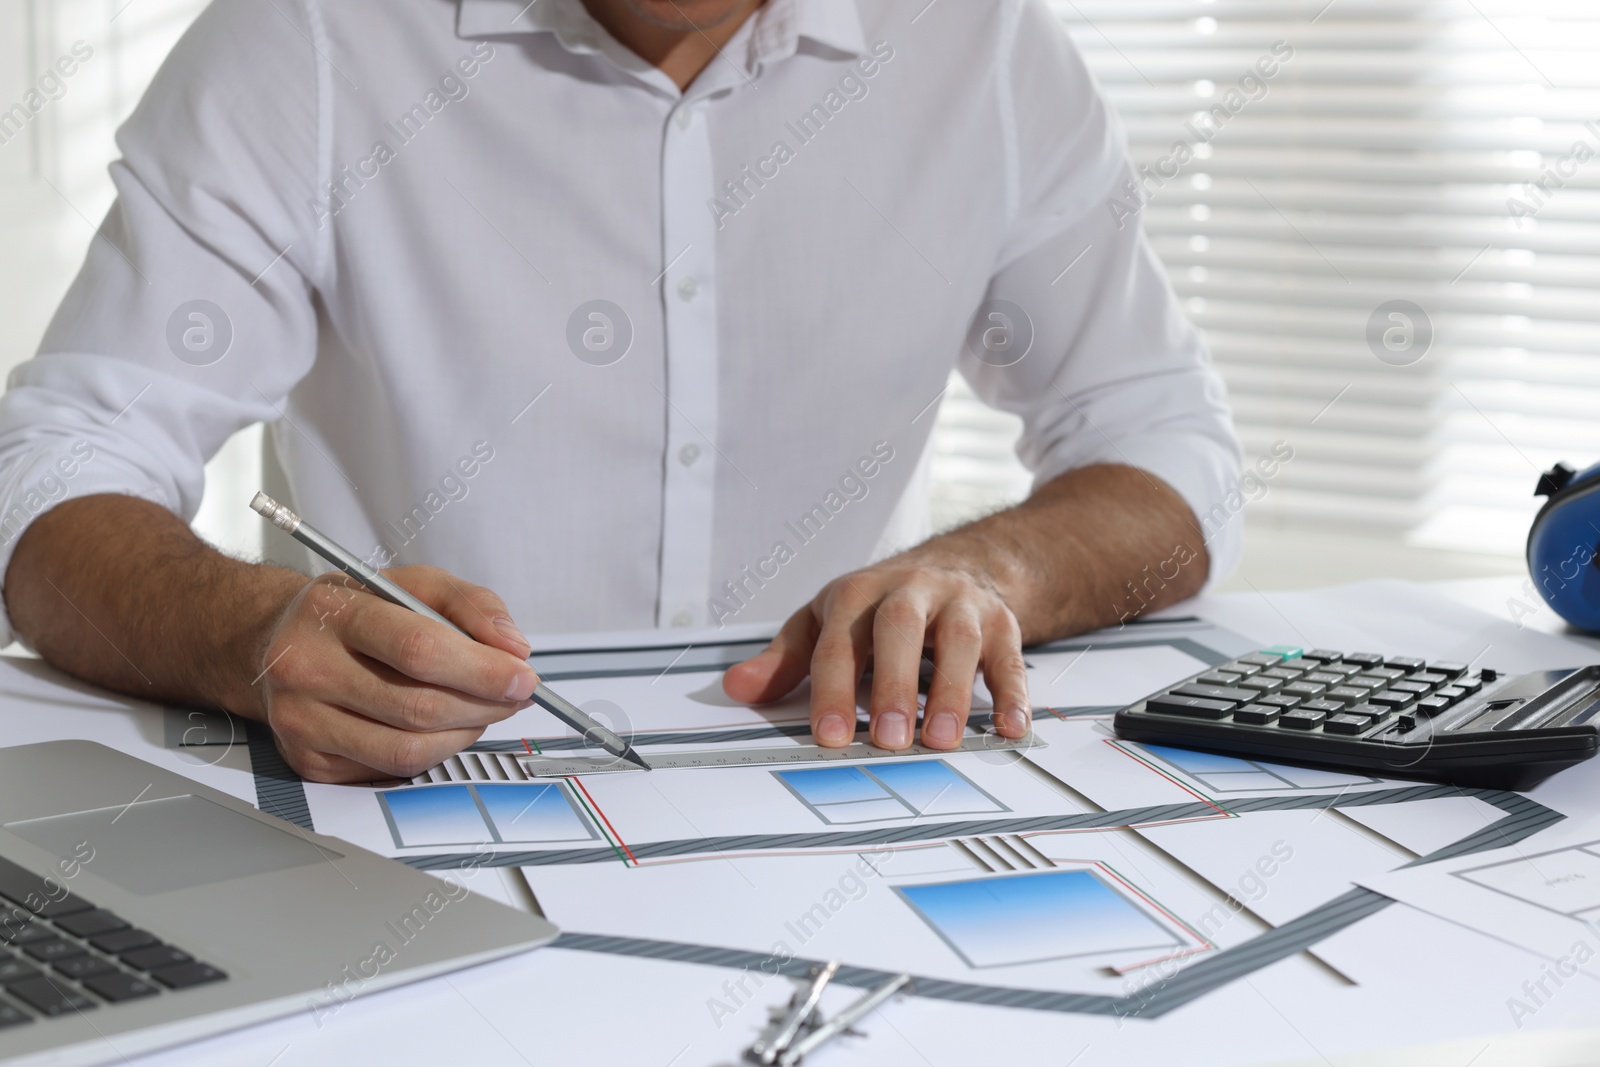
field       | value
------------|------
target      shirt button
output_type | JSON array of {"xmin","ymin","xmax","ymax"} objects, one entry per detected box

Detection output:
[
  {"xmin": 671, "ymin": 610, "xmax": 694, "ymax": 627},
  {"xmin": 677, "ymin": 277, "xmax": 699, "ymax": 302},
  {"xmin": 678, "ymin": 443, "xmax": 701, "ymax": 467},
  {"xmin": 675, "ymin": 107, "xmax": 695, "ymax": 130}
]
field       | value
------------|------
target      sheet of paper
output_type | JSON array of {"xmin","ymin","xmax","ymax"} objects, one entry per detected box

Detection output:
[
  {"xmin": 0, "ymin": 656, "xmax": 257, "ymax": 803},
  {"xmin": 9, "ymin": 589, "xmax": 1600, "ymax": 1066},
  {"xmin": 1359, "ymin": 815, "xmax": 1600, "ymax": 965}
]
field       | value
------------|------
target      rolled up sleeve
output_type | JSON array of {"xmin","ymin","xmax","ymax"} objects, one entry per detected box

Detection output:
[
  {"xmin": 0, "ymin": 0, "xmax": 324, "ymax": 643},
  {"xmin": 959, "ymin": 0, "xmax": 1245, "ymax": 585}
]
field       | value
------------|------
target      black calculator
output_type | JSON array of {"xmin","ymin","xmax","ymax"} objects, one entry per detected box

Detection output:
[{"xmin": 1112, "ymin": 646, "xmax": 1600, "ymax": 790}]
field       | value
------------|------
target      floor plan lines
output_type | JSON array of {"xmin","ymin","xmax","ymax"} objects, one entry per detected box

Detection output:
[
  {"xmin": 379, "ymin": 782, "xmax": 597, "ymax": 848},
  {"xmin": 775, "ymin": 760, "xmax": 1009, "ymax": 825}
]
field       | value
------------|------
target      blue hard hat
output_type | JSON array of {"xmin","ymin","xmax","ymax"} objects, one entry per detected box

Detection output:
[{"xmin": 1527, "ymin": 460, "xmax": 1600, "ymax": 632}]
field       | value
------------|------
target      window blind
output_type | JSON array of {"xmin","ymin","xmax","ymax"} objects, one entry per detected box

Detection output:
[{"xmin": 931, "ymin": 0, "xmax": 1600, "ymax": 556}]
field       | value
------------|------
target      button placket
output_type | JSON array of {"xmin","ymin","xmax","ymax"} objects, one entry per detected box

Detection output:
[{"xmin": 655, "ymin": 93, "xmax": 722, "ymax": 629}]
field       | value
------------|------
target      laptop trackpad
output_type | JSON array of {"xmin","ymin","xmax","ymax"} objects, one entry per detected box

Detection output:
[{"xmin": 6, "ymin": 795, "xmax": 338, "ymax": 895}]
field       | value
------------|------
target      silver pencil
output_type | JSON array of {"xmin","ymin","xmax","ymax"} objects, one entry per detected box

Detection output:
[{"xmin": 250, "ymin": 491, "xmax": 649, "ymax": 771}]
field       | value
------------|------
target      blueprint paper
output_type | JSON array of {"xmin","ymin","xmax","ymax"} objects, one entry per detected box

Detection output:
[
  {"xmin": 1359, "ymin": 816, "xmax": 1600, "ymax": 966},
  {"xmin": 258, "ymin": 607, "xmax": 1600, "ymax": 1036},
  {"xmin": 10, "ymin": 586, "xmax": 1600, "ymax": 1065}
]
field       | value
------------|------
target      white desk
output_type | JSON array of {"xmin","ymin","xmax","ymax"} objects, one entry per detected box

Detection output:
[{"xmin": 9, "ymin": 578, "xmax": 1600, "ymax": 1067}]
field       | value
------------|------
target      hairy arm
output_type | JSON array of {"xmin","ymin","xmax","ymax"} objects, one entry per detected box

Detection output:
[{"xmin": 5, "ymin": 494, "xmax": 540, "ymax": 781}]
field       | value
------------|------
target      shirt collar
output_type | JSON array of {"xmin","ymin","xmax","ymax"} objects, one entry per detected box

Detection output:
[{"xmin": 456, "ymin": 0, "xmax": 866, "ymax": 63}]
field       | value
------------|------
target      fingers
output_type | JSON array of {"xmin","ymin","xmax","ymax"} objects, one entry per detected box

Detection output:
[
  {"xmin": 273, "ymin": 697, "xmax": 487, "ymax": 782},
  {"xmin": 323, "ymin": 581, "xmax": 538, "ymax": 703},
  {"xmin": 981, "ymin": 611, "xmax": 1031, "ymax": 738},
  {"xmin": 330, "ymin": 655, "xmax": 531, "ymax": 733},
  {"xmin": 388, "ymin": 566, "xmax": 533, "ymax": 659},
  {"xmin": 921, "ymin": 607, "xmax": 983, "ymax": 750},
  {"xmin": 868, "ymin": 590, "xmax": 928, "ymax": 750},
  {"xmin": 808, "ymin": 585, "xmax": 875, "ymax": 748},
  {"xmin": 722, "ymin": 608, "xmax": 820, "ymax": 705}
]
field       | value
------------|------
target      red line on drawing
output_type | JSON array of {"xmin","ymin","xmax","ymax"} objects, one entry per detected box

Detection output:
[
  {"xmin": 571, "ymin": 778, "xmax": 638, "ymax": 866},
  {"xmin": 1104, "ymin": 739, "xmax": 1230, "ymax": 816}
]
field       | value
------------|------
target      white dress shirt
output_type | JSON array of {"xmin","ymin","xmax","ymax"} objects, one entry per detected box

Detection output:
[{"xmin": 0, "ymin": 0, "xmax": 1242, "ymax": 642}]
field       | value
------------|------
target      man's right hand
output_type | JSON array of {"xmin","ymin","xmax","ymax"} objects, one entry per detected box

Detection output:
[{"xmin": 253, "ymin": 566, "xmax": 539, "ymax": 783}]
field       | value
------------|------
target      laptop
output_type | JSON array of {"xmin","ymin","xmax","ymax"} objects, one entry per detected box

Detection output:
[{"xmin": 0, "ymin": 740, "xmax": 559, "ymax": 1066}]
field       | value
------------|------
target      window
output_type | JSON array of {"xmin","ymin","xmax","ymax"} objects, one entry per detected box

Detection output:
[{"xmin": 931, "ymin": 1, "xmax": 1600, "ymax": 565}]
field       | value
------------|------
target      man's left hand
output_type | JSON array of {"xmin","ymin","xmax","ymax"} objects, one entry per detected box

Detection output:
[{"xmin": 721, "ymin": 554, "xmax": 1032, "ymax": 751}]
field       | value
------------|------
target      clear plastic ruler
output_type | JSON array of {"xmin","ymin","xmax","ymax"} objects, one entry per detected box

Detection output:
[{"xmin": 516, "ymin": 732, "xmax": 1045, "ymax": 777}]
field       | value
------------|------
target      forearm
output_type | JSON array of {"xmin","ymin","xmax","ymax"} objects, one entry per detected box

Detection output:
[
  {"xmin": 899, "ymin": 463, "xmax": 1208, "ymax": 643},
  {"xmin": 4, "ymin": 494, "xmax": 309, "ymax": 719}
]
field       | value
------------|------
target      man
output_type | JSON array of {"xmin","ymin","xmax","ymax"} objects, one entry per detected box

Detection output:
[{"xmin": 0, "ymin": 0, "xmax": 1240, "ymax": 782}]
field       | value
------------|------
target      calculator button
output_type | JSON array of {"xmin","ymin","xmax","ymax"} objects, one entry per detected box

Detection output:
[
  {"xmin": 1196, "ymin": 671, "xmax": 1244, "ymax": 687},
  {"xmin": 1384, "ymin": 656, "xmax": 1425, "ymax": 673},
  {"xmin": 1263, "ymin": 645, "xmax": 1304, "ymax": 660},
  {"xmin": 1322, "ymin": 662, "xmax": 1362, "ymax": 677},
  {"xmin": 1454, "ymin": 678, "xmax": 1484, "ymax": 696},
  {"xmin": 1236, "ymin": 653, "xmax": 1283, "ymax": 668},
  {"xmin": 1367, "ymin": 667, "xmax": 1405, "ymax": 683},
  {"xmin": 1278, "ymin": 710, "xmax": 1328, "ymax": 730},
  {"xmin": 1428, "ymin": 661, "xmax": 1468, "ymax": 678},
  {"xmin": 1305, "ymin": 672, "xmax": 1344, "ymax": 686},
  {"xmin": 1283, "ymin": 682, "xmax": 1328, "ymax": 699},
  {"xmin": 1326, "ymin": 686, "xmax": 1370, "ymax": 705},
  {"xmin": 1396, "ymin": 712, "xmax": 1418, "ymax": 732},
  {"xmin": 1170, "ymin": 684, "xmax": 1254, "ymax": 706},
  {"xmin": 1367, "ymin": 691, "xmax": 1415, "ymax": 710},
  {"xmin": 1389, "ymin": 680, "xmax": 1432, "ymax": 696},
  {"xmin": 1410, "ymin": 672, "xmax": 1449, "ymax": 689},
  {"xmin": 1279, "ymin": 658, "xmax": 1317, "ymax": 672},
  {"xmin": 1258, "ymin": 694, "xmax": 1304, "ymax": 710},
  {"xmin": 1480, "ymin": 668, "xmax": 1499, "ymax": 681},
  {"xmin": 1435, "ymin": 686, "xmax": 1466, "ymax": 702},
  {"xmin": 1302, "ymin": 649, "xmax": 1343, "ymax": 662},
  {"xmin": 1301, "ymin": 699, "xmax": 1346, "ymax": 715},
  {"xmin": 1232, "ymin": 704, "xmax": 1281, "ymax": 725},
  {"xmin": 1417, "ymin": 696, "xmax": 1451, "ymax": 716},
  {"xmin": 1324, "ymin": 714, "xmax": 1374, "ymax": 735},
  {"xmin": 1145, "ymin": 695, "xmax": 1234, "ymax": 720},
  {"xmin": 1219, "ymin": 660, "xmax": 1263, "ymax": 676},
  {"xmin": 1262, "ymin": 667, "xmax": 1302, "ymax": 681},
  {"xmin": 1342, "ymin": 653, "xmax": 1384, "ymax": 667},
  {"xmin": 1238, "ymin": 677, "xmax": 1283, "ymax": 693}
]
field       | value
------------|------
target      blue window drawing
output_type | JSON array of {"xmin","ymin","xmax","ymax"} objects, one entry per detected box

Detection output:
[
  {"xmin": 896, "ymin": 869, "xmax": 1182, "ymax": 969},
  {"xmin": 1138, "ymin": 743, "xmax": 1378, "ymax": 793},
  {"xmin": 774, "ymin": 761, "xmax": 1006, "ymax": 825},
  {"xmin": 379, "ymin": 782, "xmax": 596, "ymax": 848}
]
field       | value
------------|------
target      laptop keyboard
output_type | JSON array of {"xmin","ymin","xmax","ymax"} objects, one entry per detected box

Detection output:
[{"xmin": 0, "ymin": 855, "xmax": 226, "ymax": 1027}]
